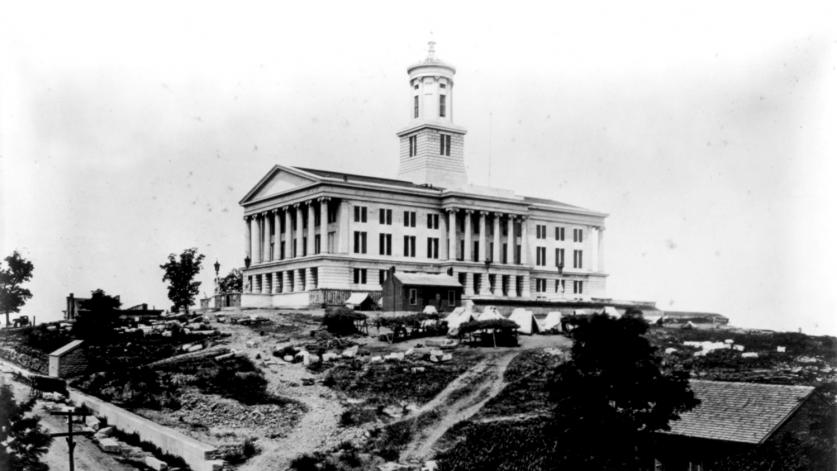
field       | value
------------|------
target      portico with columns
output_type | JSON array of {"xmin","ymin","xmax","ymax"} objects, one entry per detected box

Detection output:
[{"xmin": 237, "ymin": 43, "xmax": 608, "ymax": 309}]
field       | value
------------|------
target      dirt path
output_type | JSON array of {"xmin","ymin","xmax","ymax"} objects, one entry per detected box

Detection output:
[{"xmin": 399, "ymin": 351, "xmax": 518, "ymax": 462}]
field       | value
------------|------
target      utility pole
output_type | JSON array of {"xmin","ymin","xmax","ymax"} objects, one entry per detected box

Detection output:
[{"xmin": 50, "ymin": 408, "xmax": 93, "ymax": 471}]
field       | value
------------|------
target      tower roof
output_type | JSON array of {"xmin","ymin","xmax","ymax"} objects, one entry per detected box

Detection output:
[{"xmin": 407, "ymin": 41, "xmax": 456, "ymax": 75}]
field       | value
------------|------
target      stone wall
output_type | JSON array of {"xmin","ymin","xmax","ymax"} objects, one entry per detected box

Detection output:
[
  {"xmin": 49, "ymin": 346, "xmax": 88, "ymax": 378},
  {"xmin": 68, "ymin": 388, "xmax": 219, "ymax": 471}
]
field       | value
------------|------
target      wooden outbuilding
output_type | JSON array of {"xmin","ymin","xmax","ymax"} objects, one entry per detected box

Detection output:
[{"xmin": 381, "ymin": 268, "xmax": 463, "ymax": 313}]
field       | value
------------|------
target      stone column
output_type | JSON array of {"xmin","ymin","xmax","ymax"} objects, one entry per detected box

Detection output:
[
  {"xmin": 506, "ymin": 216, "xmax": 514, "ymax": 264},
  {"xmin": 273, "ymin": 210, "xmax": 281, "ymax": 261},
  {"xmin": 463, "ymin": 272, "xmax": 474, "ymax": 296},
  {"xmin": 463, "ymin": 210, "xmax": 473, "ymax": 262},
  {"xmin": 274, "ymin": 271, "xmax": 282, "ymax": 294},
  {"xmin": 319, "ymin": 197, "xmax": 329, "ymax": 254},
  {"xmin": 492, "ymin": 214, "xmax": 501, "ymax": 263},
  {"xmin": 338, "ymin": 200, "xmax": 350, "ymax": 254},
  {"xmin": 597, "ymin": 227, "xmax": 605, "ymax": 272},
  {"xmin": 284, "ymin": 207, "xmax": 293, "ymax": 259},
  {"xmin": 478, "ymin": 211, "xmax": 487, "ymax": 263},
  {"xmin": 295, "ymin": 269, "xmax": 304, "ymax": 292},
  {"xmin": 245, "ymin": 216, "xmax": 253, "ymax": 261},
  {"xmin": 520, "ymin": 216, "xmax": 529, "ymax": 265},
  {"xmin": 521, "ymin": 273, "xmax": 531, "ymax": 297},
  {"xmin": 262, "ymin": 273, "xmax": 270, "ymax": 294},
  {"xmin": 256, "ymin": 215, "xmax": 263, "ymax": 262},
  {"xmin": 478, "ymin": 272, "xmax": 490, "ymax": 295},
  {"xmin": 306, "ymin": 268, "xmax": 315, "ymax": 290},
  {"xmin": 263, "ymin": 212, "xmax": 271, "ymax": 262},
  {"xmin": 447, "ymin": 209, "xmax": 457, "ymax": 260},
  {"xmin": 295, "ymin": 204, "xmax": 303, "ymax": 257},
  {"xmin": 285, "ymin": 271, "xmax": 294, "ymax": 293},
  {"xmin": 441, "ymin": 208, "xmax": 449, "ymax": 261},
  {"xmin": 307, "ymin": 201, "xmax": 316, "ymax": 256}
]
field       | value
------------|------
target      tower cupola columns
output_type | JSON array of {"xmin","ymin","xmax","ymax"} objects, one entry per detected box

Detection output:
[{"xmin": 397, "ymin": 41, "xmax": 468, "ymax": 189}]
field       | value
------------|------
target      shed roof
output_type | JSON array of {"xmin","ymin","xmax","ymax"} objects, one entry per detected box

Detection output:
[
  {"xmin": 49, "ymin": 340, "xmax": 85, "ymax": 357},
  {"xmin": 664, "ymin": 380, "xmax": 815, "ymax": 444},
  {"xmin": 394, "ymin": 272, "xmax": 462, "ymax": 288}
]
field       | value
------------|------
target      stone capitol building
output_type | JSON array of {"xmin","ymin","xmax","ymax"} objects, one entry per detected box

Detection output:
[{"xmin": 238, "ymin": 43, "xmax": 607, "ymax": 310}]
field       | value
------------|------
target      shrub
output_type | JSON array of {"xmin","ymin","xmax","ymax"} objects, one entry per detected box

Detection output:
[{"xmin": 322, "ymin": 308, "xmax": 367, "ymax": 336}]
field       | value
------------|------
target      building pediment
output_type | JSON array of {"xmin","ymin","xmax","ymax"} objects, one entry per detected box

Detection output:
[{"xmin": 239, "ymin": 165, "xmax": 321, "ymax": 205}]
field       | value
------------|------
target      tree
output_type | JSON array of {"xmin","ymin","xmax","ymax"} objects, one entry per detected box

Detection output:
[
  {"xmin": 160, "ymin": 248, "xmax": 205, "ymax": 314},
  {"xmin": 218, "ymin": 268, "xmax": 243, "ymax": 293},
  {"xmin": 0, "ymin": 251, "xmax": 34, "ymax": 327},
  {"xmin": 72, "ymin": 289, "xmax": 122, "ymax": 342},
  {"xmin": 0, "ymin": 383, "xmax": 53, "ymax": 471},
  {"xmin": 548, "ymin": 313, "xmax": 699, "ymax": 470}
]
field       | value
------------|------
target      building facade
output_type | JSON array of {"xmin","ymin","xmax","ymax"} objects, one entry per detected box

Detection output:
[{"xmin": 239, "ymin": 43, "xmax": 607, "ymax": 309}]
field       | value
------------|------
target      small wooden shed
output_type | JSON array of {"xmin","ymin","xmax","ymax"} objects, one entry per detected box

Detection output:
[{"xmin": 382, "ymin": 269, "xmax": 463, "ymax": 313}]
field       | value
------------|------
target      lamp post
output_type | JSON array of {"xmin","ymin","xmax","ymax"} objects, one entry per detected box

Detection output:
[
  {"xmin": 484, "ymin": 258, "xmax": 492, "ymax": 294},
  {"xmin": 214, "ymin": 260, "xmax": 221, "ymax": 294}
]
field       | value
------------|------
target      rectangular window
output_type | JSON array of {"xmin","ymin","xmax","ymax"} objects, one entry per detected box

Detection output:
[
  {"xmin": 515, "ymin": 245, "xmax": 521, "ymax": 264},
  {"xmin": 573, "ymin": 280, "xmax": 584, "ymax": 294},
  {"xmin": 314, "ymin": 234, "xmax": 321, "ymax": 254},
  {"xmin": 426, "ymin": 213, "xmax": 440, "ymax": 229},
  {"xmin": 439, "ymin": 94, "xmax": 446, "ymax": 117},
  {"xmin": 327, "ymin": 232, "xmax": 335, "ymax": 253},
  {"xmin": 353, "ymin": 206, "xmax": 367, "ymax": 223},
  {"xmin": 573, "ymin": 250, "xmax": 583, "ymax": 269},
  {"xmin": 536, "ymin": 247, "xmax": 547, "ymax": 266},
  {"xmin": 353, "ymin": 268, "xmax": 367, "ymax": 284},
  {"xmin": 427, "ymin": 237, "xmax": 439, "ymax": 259},
  {"xmin": 302, "ymin": 236, "xmax": 307, "ymax": 256},
  {"xmin": 573, "ymin": 228, "xmax": 584, "ymax": 243},
  {"xmin": 379, "ymin": 269, "xmax": 388, "ymax": 285},
  {"xmin": 413, "ymin": 95, "xmax": 419, "ymax": 118},
  {"xmin": 280, "ymin": 241, "xmax": 286, "ymax": 260},
  {"xmin": 473, "ymin": 241, "xmax": 479, "ymax": 262},
  {"xmin": 408, "ymin": 288, "xmax": 417, "ymax": 305},
  {"xmin": 403, "ymin": 235, "xmax": 416, "ymax": 257},
  {"xmin": 379, "ymin": 208, "xmax": 392, "ymax": 225},
  {"xmin": 448, "ymin": 290, "xmax": 455, "ymax": 306},
  {"xmin": 353, "ymin": 231, "xmax": 367, "ymax": 254},
  {"xmin": 327, "ymin": 205, "xmax": 337, "ymax": 223},
  {"xmin": 379, "ymin": 233, "xmax": 392, "ymax": 255},
  {"xmin": 408, "ymin": 135, "xmax": 417, "ymax": 157},
  {"xmin": 502, "ymin": 243, "xmax": 508, "ymax": 264},
  {"xmin": 555, "ymin": 248, "xmax": 565, "ymax": 267},
  {"xmin": 535, "ymin": 279, "xmax": 547, "ymax": 292},
  {"xmin": 439, "ymin": 134, "xmax": 451, "ymax": 156},
  {"xmin": 536, "ymin": 224, "xmax": 547, "ymax": 239},
  {"xmin": 555, "ymin": 279, "xmax": 565, "ymax": 293},
  {"xmin": 555, "ymin": 226, "xmax": 565, "ymax": 241},
  {"xmin": 314, "ymin": 210, "xmax": 320, "ymax": 226},
  {"xmin": 403, "ymin": 211, "xmax": 416, "ymax": 227}
]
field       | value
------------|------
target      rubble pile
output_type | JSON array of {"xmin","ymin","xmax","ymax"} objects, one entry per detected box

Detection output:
[{"xmin": 174, "ymin": 392, "xmax": 306, "ymax": 432}]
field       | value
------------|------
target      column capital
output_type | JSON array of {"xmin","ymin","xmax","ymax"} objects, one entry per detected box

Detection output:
[
  {"xmin": 244, "ymin": 215, "xmax": 252, "ymax": 221},
  {"xmin": 464, "ymin": 209, "xmax": 474, "ymax": 215},
  {"xmin": 293, "ymin": 202, "xmax": 301, "ymax": 209},
  {"xmin": 445, "ymin": 207, "xmax": 458, "ymax": 214},
  {"xmin": 479, "ymin": 210, "xmax": 489, "ymax": 216},
  {"xmin": 317, "ymin": 196, "xmax": 331, "ymax": 203}
]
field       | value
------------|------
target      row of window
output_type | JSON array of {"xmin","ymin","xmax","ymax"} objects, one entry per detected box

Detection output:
[
  {"xmin": 535, "ymin": 225, "xmax": 586, "ymax": 242},
  {"xmin": 535, "ymin": 248, "xmax": 583, "ymax": 268},
  {"xmin": 406, "ymin": 133, "xmax": 453, "ymax": 157},
  {"xmin": 533, "ymin": 278, "xmax": 584, "ymax": 294},
  {"xmin": 248, "ymin": 268, "xmax": 318, "ymax": 292},
  {"xmin": 412, "ymin": 94, "xmax": 447, "ymax": 119}
]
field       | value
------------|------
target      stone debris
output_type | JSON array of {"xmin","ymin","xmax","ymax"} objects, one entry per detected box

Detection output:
[
  {"xmin": 322, "ymin": 352, "xmax": 340, "ymax": 362},
  {"xmin": 97, "ymin": 437, "xmax": 121, "ymax": 453},
  {"xmin": 342, "ymin": 346, "xmax": 359, "ymax": 358},
  {"xmin": 385, "ymin": 352, "xmax": 405, "ymax": 362},
  {"xmin": 733, "ymin": 344, "xmax": 745, "ymax": 352},
  {"xmin": 742, "ymin": 352, "xmax": 759, "ymax": 359},
  {"xmin": 94, "ymin": 427, "xmax": 114, "ymax": 440},
  {"xmin": 382, "ymin": 404, "xmax": 404, "ymax": 419},
  {"xmin": 246, "ymin": 340, "xmax": 257, "ymax": 348},
  {"xmin": 776, "ymin": 346, "xmax": 786, "ymax": 353},
  {"xmin": 84, "ymin": 415, "xmax": 102, "ymax": 431},
  {"xmin": 370, "ymin": 355, "xmax": 384, "ymax": 363},
  {"xmin": 144, "ymin": 456, "xmax": 168, "ymax": 471}
]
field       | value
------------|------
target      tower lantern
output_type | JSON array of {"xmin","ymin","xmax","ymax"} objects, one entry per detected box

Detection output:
[{"xmin": 397, "ymin": 42, "xmax": 468, "ymax": 189}]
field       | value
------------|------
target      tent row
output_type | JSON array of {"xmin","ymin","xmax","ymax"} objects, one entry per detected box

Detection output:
[{"xmin": 444, "ymin": 305, "xmax": 569, "ymax": 336}]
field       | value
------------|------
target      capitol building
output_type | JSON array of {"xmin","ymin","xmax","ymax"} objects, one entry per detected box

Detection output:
[{"xmin": 238, "ymin": 44, "xmax": 607, "ymax": 310}]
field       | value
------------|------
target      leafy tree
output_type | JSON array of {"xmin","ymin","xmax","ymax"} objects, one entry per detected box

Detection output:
[
  {"xmin": 0, "ymin": 251, "xmax": 35, "ymax": 327},
  {"xmin": 160, "ymin": 248, "xmax": 205, "ymax": 314},
  {"xmin": 548, "ymin": 313, "xmax": 699, "ymax": 470},
  {"xmin": 218, "ymin": 268, "xmax": 243, "ymax": 293},
  {"xmin": 0, "ymin": 383, "xmax": 53, "ymax": 471},
  {"xmin": 72, "ymin": 289, "xmax": 122, "ymax": 342}
]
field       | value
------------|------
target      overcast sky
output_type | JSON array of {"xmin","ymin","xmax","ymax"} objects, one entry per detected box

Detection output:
[{"xmin": 2, "ymin": 1, "xmax": 835, "ymax": 334}]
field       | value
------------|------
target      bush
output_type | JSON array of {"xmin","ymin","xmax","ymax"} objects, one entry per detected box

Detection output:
[{"xmin": 322, "ymin": 308, "xmax": 367, "ymax": 336}]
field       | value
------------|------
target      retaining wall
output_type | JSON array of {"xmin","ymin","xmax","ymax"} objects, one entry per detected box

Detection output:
[{"xmin": 68, "ymin": 388, "xmax": 219, "ymax": 471}]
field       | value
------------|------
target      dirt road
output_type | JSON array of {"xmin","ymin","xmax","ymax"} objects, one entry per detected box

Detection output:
[{"xmin": 399, "ymin": 351, "xmax": 519, "ymax": 462}]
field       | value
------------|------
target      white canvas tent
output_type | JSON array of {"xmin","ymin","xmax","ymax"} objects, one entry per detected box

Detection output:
[
  {"xmin": 476, "ymin": 306, "xmax": 504, "ymax": 322},
  {"xmin": 508, "ymin": 308, "xmax": 539, "ymax": 335},
  {"xmin": 345, "ymin": 293, "xmax": 377, "ymax": 310},
  {"xmin": 540, "ymin": 311, "xmax": 563, "ymax": 332},
  {"xmin": 603, "ymin": 306, "xmax": 620, "ymax": 318},
  {"xmin": 444, "ymin": 307, "xmax": 475, "ymax": 335},
  {"xmin": 422, "ymin": 305, "xmax": 438, "ymax": 315}
]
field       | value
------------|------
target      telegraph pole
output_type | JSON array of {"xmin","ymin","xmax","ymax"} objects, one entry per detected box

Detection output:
[{"xmin": 50, "ymin": 408, "xmax": 93, "ymax": 471}]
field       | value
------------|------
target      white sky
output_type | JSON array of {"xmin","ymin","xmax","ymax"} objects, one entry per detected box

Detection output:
[{"xmin": 1, "ymin": 1, "xmax": 835, "ymax": 334}]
